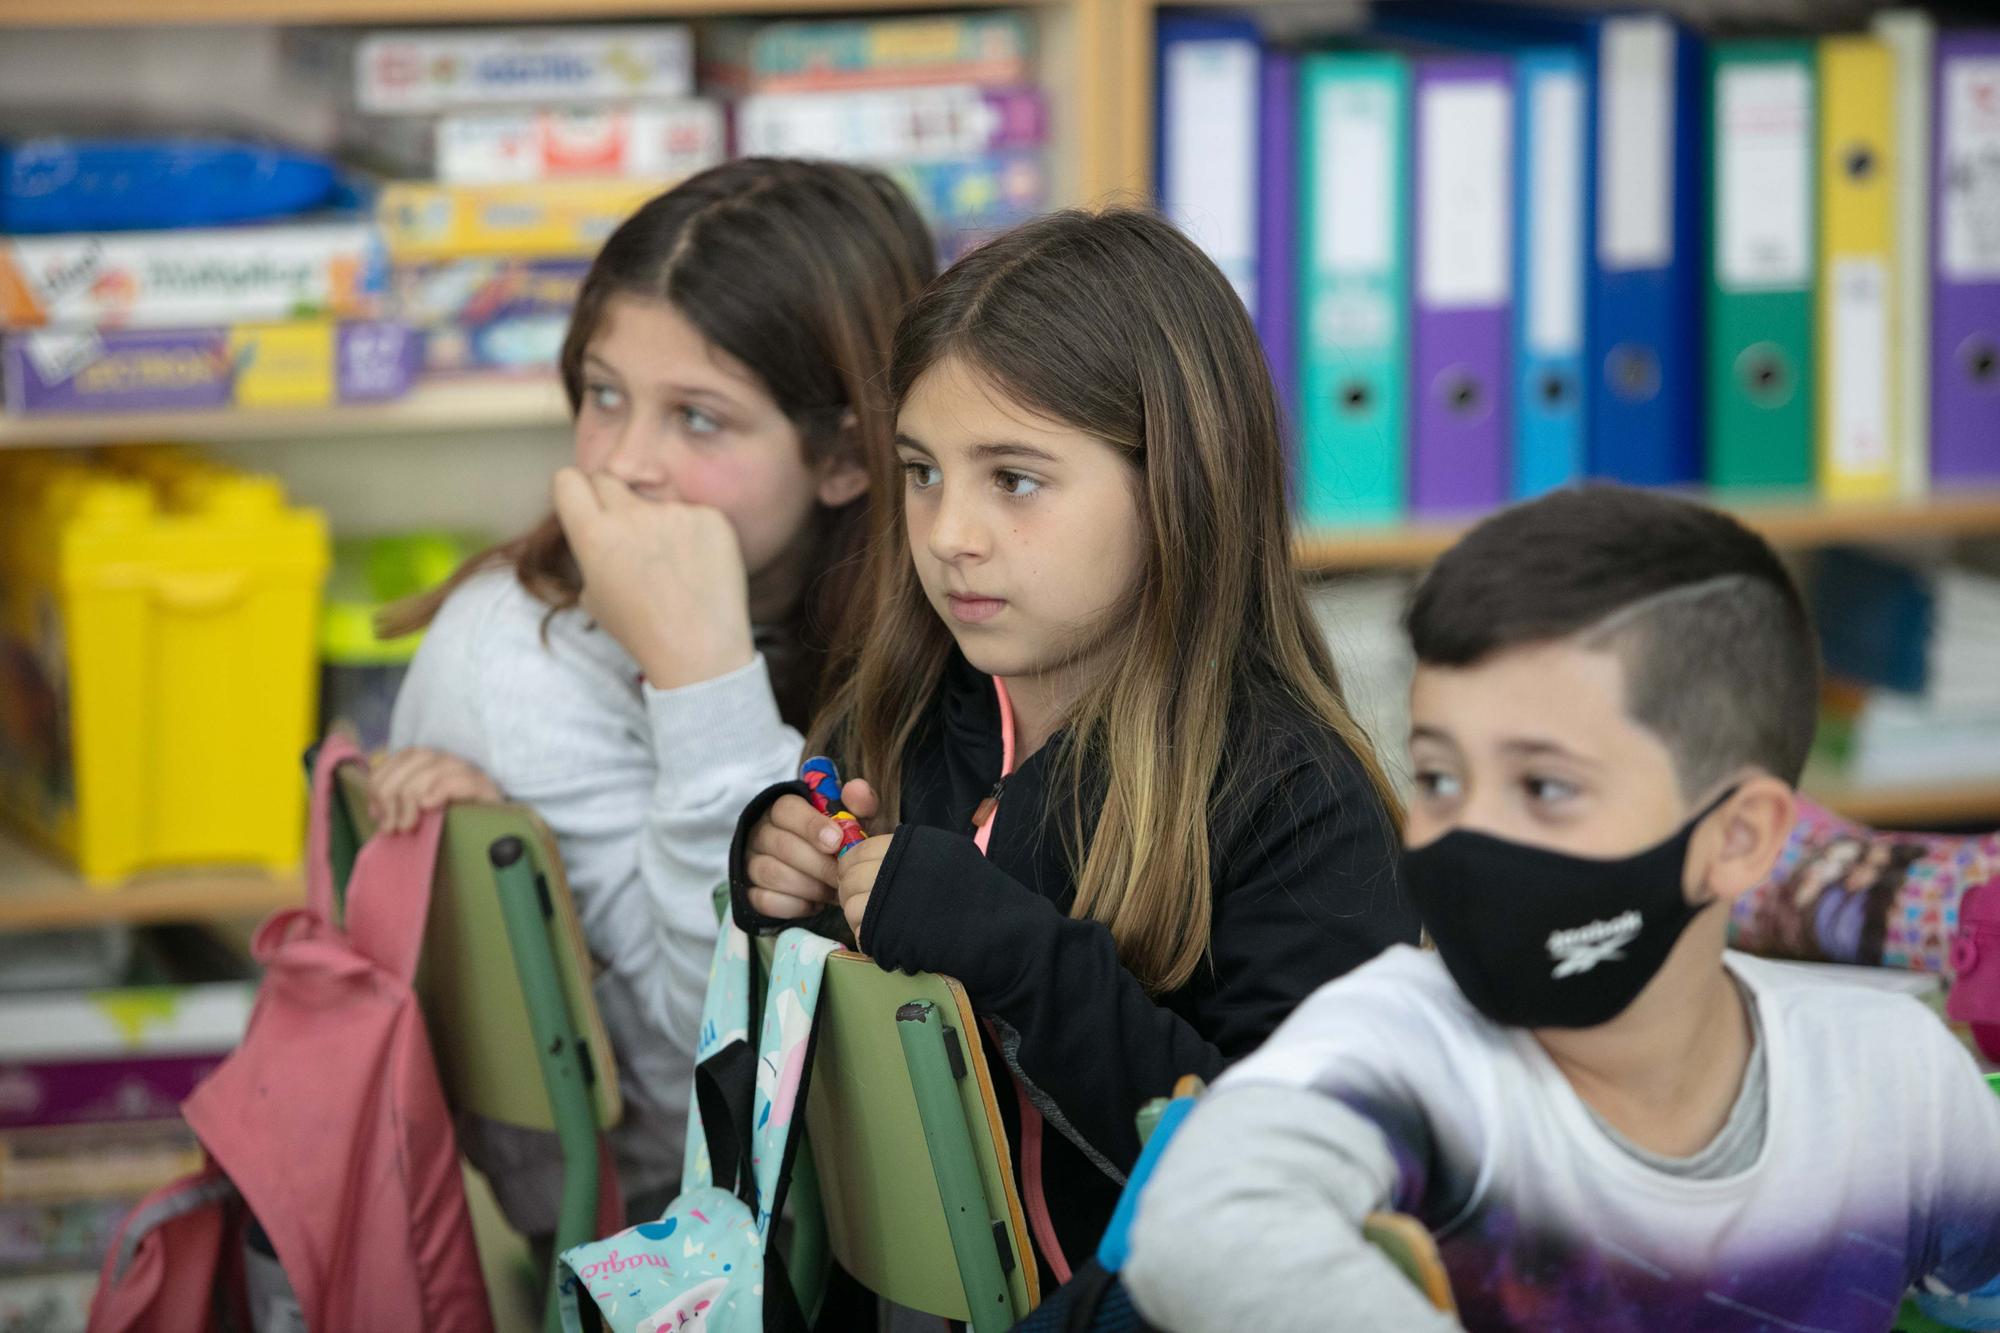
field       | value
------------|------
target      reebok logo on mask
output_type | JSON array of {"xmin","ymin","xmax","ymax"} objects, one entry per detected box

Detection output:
[{"xmin": 1546, "ymin": 910, "xmax": 1644, "ymax": 978}]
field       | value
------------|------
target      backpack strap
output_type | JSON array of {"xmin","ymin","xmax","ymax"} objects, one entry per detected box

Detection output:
[
  {"xmin": 687, "ymin": 927, "xmax": 834, "ymax": 1333},
  {"xmin": 693, "ymin": 1037, "xmax": 759, "ymax": 1209},
  {"xmin": 342, "ymin": 808, "xmax": 447, "ymax": 983},
  {"xmin": 593, "ymin": 1137, "xmax": 625, "ymax": 1240},
  {"xmin": 306, "ymin": 735, "xmax": 362, "ymax": 924},
  {"xmin": 88, "ymin": 1167, "xmax": 247, "ymax": 1333},
  {"xmin": 691, "ymin": 914, "xmax": 770, "ymax": 1212}
]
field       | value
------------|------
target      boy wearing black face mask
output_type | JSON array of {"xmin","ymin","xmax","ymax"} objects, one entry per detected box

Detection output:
[{"xmin": 1123, "ymin": 486, "xmax": 2000, "ymax": 1333}]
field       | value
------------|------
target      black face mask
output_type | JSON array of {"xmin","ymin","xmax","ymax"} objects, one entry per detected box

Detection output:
[{"xmin": 1401, "ymin": 790, "xmax": 1736, "ymax": 1030}]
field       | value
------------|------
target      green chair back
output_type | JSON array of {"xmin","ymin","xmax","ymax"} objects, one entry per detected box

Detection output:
[
  {"xmin": 330, "ymin": 767, "xmax": 623, "ymax": 1332},
  {"xmin": 334, "ymin": 767, "xmax": 621, "ymax": 1133},
  {"xmin": 801, "ymin": 950, "xmax": 1038, "ymax": 1329}
]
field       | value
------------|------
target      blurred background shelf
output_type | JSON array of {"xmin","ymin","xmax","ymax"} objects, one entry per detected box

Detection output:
[
  {"xmin": 0, "ymin": 830, "xmax": 300, "ymax": 932},
  {"xmin": 0, "ymin": 376, "xmax": 572, "ymax": 448},
  {"xmin": 1804, "ymin": 781, "xmax": 2000, "ymax": 828},
  {"xmin": 0, "ymin": 0, "xmax": 1128, "ymax": 202},
  {"xmin": 0, "ymin": 0, "xmax": 1036, "ymax": 24},
  {"xmin": 1296, "ymin": 489, "xmax": 2000, "ymax": 571},
  {"xmin": 2, "ymin": 771, "xmax": 1989, "ymax": 937}
]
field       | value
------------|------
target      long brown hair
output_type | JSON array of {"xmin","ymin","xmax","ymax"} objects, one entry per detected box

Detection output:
[
  {"xmin": 383, "ymin": 158, "xmax": 937, "ymax": 726},
  {"xmin": 810, "ymin": 208, "xmax": 1403, "ymax": 993}
]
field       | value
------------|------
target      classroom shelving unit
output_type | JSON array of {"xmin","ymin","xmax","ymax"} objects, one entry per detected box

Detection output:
[
  {"xmin": 2, "ymin": 0, "xmax": 1996, "ymax": 932},
  {"xmin": 1131, "ymin": 0, "xmax": 2000, "ymax": 831},
  {"xmin": 1295, "ymin": 488, "xmax": 2000, "ymax": 571},
  {"xmin": 0, "ymin": 0, "xmax": 1134, "ymax": 931},
  {"xmin": 0, "ymin": 835, "xmax": 301, "ymax": 931},
  {"xmin": 0, "ymin": 0, "xmax": 1129, "ymax": 200},
  {"xmin": 0, "ymin": 375, "xmax": 573, "ymax": 447}
]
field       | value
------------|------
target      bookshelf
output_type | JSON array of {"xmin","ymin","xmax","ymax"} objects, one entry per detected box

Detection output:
[
  {"xmin": 1809, "ymin": 781, "xmax": 2000, "ymax": 829},
  {"xmin": 2, "ymin": 770, "xmax": 1990, "ymax": 934},
  {"xmin": 1296, "ymin": 488, "xmax": 2000, "ymax": 571},
  {"xmin": 0, "ymin": 0, "xmax": 1027, "ymax": 17},
  {"xmin": 0, "ymin": 829, "xmax": 300, "ymax": 931},
  {"xmin": 0, "ymin": 375, "xmax": 571, "ymax": 448},
  {"xmin": 0, "ymin": 0, "xmax": 1126, "ymax": 224},
  {"xmin": 1, "ymin": 1, "xmax": 1997, "ymax": 928},
  {"xmin": 0, "ymin": 0, "xmax": 1126, "ymax": 928}
]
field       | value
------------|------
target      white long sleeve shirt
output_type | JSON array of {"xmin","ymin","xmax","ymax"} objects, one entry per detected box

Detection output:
[{"xmin": 390, "ymin": 567, "xmax": 803, "ymax": 1233}]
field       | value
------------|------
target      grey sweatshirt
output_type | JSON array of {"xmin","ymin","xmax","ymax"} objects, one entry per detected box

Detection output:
[{"xmin": 389, "ymin": 567, "xmax": 803, "ymax": 1234}]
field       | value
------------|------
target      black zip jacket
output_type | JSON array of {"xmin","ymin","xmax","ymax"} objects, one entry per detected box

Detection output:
[{"xmin": 728, "ymin": 650, "xmax": 1418, "ymax": 1273}]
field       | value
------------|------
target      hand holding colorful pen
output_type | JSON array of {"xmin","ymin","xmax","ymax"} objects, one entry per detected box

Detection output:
[{"xmin": 800, "ymin": 756, "xmax": 869, "ymax": 857}]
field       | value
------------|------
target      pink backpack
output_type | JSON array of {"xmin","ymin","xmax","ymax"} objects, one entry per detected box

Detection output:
[
  {"xmin": 1949, "ymin": 882, "xmax": 2000, "ymax": 1063},
  {"xmin": 89, "ymin": 736, "xmax": 493, "ymax": 1332}
]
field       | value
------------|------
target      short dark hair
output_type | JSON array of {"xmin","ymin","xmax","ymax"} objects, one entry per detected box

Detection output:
[{"xmin": 1405, "ymin": 485, "xmax": 1821, "ymax": 793}]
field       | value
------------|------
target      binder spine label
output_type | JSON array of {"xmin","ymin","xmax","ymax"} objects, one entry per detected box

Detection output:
[
  {"xmin": 1717, "ymin": 63, "xmax": 1813, "ymax": 290},
  {"xmin": 1831, "ymin": 256, "xmax": 1893, "ymax": 473},
  {"xmin": 1525, "ymin": 69, "xmax": 1585, "ymax": 355},
  {"xmin": 1941, "ymin": 57, "xmax": 2000, "ymax": 281},
  {"xmin": 1419, "ymin": 81, "xmax": 1511, "ymax": 309},
  {"xmin": 1600, "ymin": 16, "xmax": 1676, "ymax": 270}
]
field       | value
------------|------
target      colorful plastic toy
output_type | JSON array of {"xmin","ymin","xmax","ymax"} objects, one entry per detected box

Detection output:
[{"xmin": 801, "ymin": 757, "xmax": 869, "ymax": 857}]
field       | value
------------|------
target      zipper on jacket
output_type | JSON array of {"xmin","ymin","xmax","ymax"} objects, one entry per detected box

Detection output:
[{"xmin": 972, "ymin": 777, "xmax": 1006, "ymax": 834}]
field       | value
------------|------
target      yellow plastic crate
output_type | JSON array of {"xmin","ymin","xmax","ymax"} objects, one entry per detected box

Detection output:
[{"xmin": 0, "ymin": 453, "xmax": 328, "ymax": 885}]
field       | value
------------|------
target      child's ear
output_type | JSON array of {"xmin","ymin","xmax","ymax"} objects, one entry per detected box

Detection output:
[
  {"xmin": 817, "ymin": 457, "xmax": 868, "ymax": 508},
  {"xmin": 815, "ymin": 411, "xmax": 869, "ymax": 508},
  {"xmin": 1698, "ymin": 775, "xmax": 1796, "ymax": 907}
]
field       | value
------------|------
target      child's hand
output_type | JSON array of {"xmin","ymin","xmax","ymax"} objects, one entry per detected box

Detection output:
[
  {"xmin": 369, "ymin": 747, "xmax": 502, "ymax": 833},
  {"xmin": 743, "ymin": 780, "xmax": 880, "ymax": 922},
  {"xmin": 552, "ymin": 467, "xmax": 756, "ymax": 691},
  {"xmin": 836, "ymin": 834, "xmax": 892, "ymax": 945}
]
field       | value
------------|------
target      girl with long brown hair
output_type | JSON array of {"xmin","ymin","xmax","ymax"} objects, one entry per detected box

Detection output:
[
  {"xmin": 371, "ymin": 159, "xmax": 935, "ymax": 1247},
  {"xmin": 732, "ymin": 208, "xmax": 1420, "ymax": 1278}
]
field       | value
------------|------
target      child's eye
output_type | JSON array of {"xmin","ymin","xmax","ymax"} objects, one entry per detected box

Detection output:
[
  {"xmin": 995, "ymin": 470, "xmax": 1042, "ymax": 497},
  {"xmin": 1414, "ymin": 769, "xmax": 1462, "ymax": 801},
  {"xmin": 1524, "ymin": 776, "xmax": 1579, "ymax": 805},
  {"xmin": 585, "ymin": 383, "xmax": 625, "ymax": 413},
  {"xmin": 903, "ymin": 460, "xmax": 941, "ymax": 491},
  {"xmin": 681, "ymin": 405, "xmax": 722, "ymax": 436}
]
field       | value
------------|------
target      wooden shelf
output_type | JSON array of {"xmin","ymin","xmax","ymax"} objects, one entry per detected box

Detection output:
[
  {"xmin": 1296, "ymin": 488, "xmax": 2000, "ymax": 572},
  {"xmin": 1805, "ymin": 780, "xmax": 2000, "ymax": 828},
  {"xmin": 0, "ymin": 0, "xmax": 1126, "ymax": 248},
  {"xmin": 0, "ymin": 0, "xmax": 1031, "ymax": 24},
  {"xmin": 0, "ymin": 831, "xmax": 301, "ymax": 932},
  {"xmin": 0, "ymin": 375, "xmax": 571, "ymax": 448}
]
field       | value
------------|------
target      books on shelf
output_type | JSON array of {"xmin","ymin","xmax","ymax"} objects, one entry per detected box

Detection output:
[
  {"xmin": 1155, "ymin": 10, "xmax": 2000, "ymax": 524},
  {"xmin": 0, "ymin": 1196, "xmax": 130, "ymax": 1271},
  {"xmin": 391, "ymin": 259, "xmax": 589, "ymax": 377},
  {"xmin": 355, "ymin": 101, "xmax": 727, "ymax": 186},
  {"xmin": 0, "ymin": 1268, "xmax": 98, "ymax": 1333},
  {"xmin": 702, "ymin": 13, "xmax": 1034, "ymax": 94},
  {"xmin": 0, "ymin": 220, "xmax": 385, "ymax": 331},
  {"xmin": 1, "ymin": 320, "xmax": 418, "ymax": 417},
  {"xmin": 374, "ymin": 178, "xmax": 673, "ymax": 262},
  {"xmin": 1811, "ymin": 546, "xmax": 2000, "ymax": 789},
  {"xmin": 0, "ymin": 14, "xmax": 1058, "ymax": 409},
  {"xmin": 736, "ymin": 85, "xmax": 1047, "ymax": 164},
  {"xmin": 1706, "ymin": 39, "xmax": 1816, "ymax": 492},
  {"xmin": 0, "ymin": 1120, "xmax": 202, "ymax": 1205},
  {"xmin": 709, "ymin": 12, "xmax": 1049, "ymax": 261},
  {"xmin": 884, "ymin": 153, "xmax": 1048, "ymax": 238},
  {"xmin": 1932, "ymin": 30, "xmax": 2000, "ymax": 487},
  {"xmin": 1307, "ymin": 574, "xmax": 1418, "ymax": 794},
  {"xmin": 0, "ymin": 978, "xmax": 253, "ymax": 1132},
  {"xmin": 314, "ymin": 25, "xmax": 698, "ymax": 115},
  {"xmin": 0, "ymin": 936, "xmax": 255, "ymax": 1307}
]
